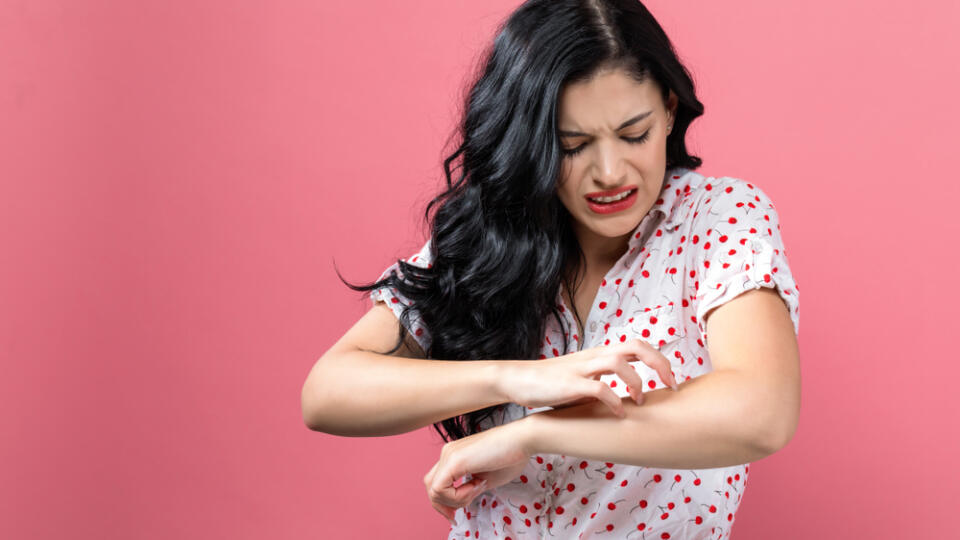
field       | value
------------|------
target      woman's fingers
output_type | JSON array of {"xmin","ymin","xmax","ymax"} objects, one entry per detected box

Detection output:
[
  {"xmin": 617, "ymin": 340, "xmax": 678, "ymax": 390},
  {"xmin": 584, "ymin": 342, "xmax": 680, "ymax": 398},
  {"xmin": 582, "ymin": 352, "xmax": 644, "ymax": 405},
  {"xmin": 610, "ymin": 352, "xmax": 648, "ymax": 401},
  {"xmin": 429, "ymin": 478, "xmax": 489, "ymax": 527},
  {"xmin": 619, "ymin": 341, "xmax": 677, "ymax": 390},
  {"xmin": 424, "ymin": 461, "xmax": 462, "ymax": 522},
  {"xmin": 430, "ymin": 476, "xmax": 488, "ymax": 511},
  {"xmin": 423, "ymin": 460, "xmax": 439, "ymax": 487},
  {"xmin": 646, "ymin": 350, "xmax": 680, "ymax": 390},
  {"xmin": 588, "ymin": 380, "xmax": 625, "ymax": 417},
  {"xmin": 431, "ymin": 499, "xmax": 457, "ymax": 525}
]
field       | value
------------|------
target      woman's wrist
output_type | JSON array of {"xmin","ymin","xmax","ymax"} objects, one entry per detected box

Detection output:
[
  {"xmin": 487, "ymin": 360, "xmax": 518, "ymax": 403},
  {"xmin": 509, "ymin": 410, "xmax": 544, "ymax": 456},
  {"xmin": 509, "ymin": 398, "xmax": 618, "ymax": 458}
]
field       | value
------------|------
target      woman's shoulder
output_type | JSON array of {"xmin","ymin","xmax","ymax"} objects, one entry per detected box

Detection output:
[{"xmin": 674, "ymin": 170, "xmax": 784, "ymax": 231}]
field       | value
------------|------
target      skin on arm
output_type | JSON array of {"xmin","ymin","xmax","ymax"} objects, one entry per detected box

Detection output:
[
  {"xmin": 700, "ymin": 286, "xmax": 801, "ymax": 449},
  {"xmin": 509, "ymin": 287, "xmax": 801, "ymax": 469},
  {"xmin": 300, "ymin": 300, "xmax": 510, "ymax": 437}
]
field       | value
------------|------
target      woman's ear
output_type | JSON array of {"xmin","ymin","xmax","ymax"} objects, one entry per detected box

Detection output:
[{"xmin": 666, "ymin": 89, "xmax": 679, "ymax": 120}]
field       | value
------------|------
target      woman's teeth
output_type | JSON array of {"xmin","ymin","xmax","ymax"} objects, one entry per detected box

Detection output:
[{"xmin": 588, "ymin": 189, "xmax": 634, "ymax": 203}]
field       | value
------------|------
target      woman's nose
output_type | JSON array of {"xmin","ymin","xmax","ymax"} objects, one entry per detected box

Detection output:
[{"xmin": 593, "ymin": 140, "xmax": 625, "ymax": 186}]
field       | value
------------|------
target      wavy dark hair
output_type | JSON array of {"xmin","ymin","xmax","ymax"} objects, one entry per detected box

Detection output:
[{"xmin": 342, "ymin": 0, "xmax": 704, "ymax": 442}]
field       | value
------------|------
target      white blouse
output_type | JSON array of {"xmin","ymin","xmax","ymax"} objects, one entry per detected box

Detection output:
[{"xmin": 371, "ymin": 166, "xmax": 800, "ymax": 539}]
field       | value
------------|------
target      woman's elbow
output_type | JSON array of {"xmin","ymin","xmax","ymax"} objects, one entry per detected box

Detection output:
[
  {"xmin": 767, "ymin": 414, "xmax": 799, "ymax": 453},
  {"xmin": 301, "ymin": 374, "xmax": 330, "ymax": 432},
  {"xmin": 755, "ymin": 403, "xmax": 799, "ymax": 455},
  {"xmin": 301, "ymin": 381, "xmax": 317, "ymax": 431}
]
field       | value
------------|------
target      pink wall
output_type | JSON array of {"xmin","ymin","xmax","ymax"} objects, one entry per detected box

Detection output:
[{"xmin": 2, "ymin": 1, "xmax": 957, "ymax": 538}]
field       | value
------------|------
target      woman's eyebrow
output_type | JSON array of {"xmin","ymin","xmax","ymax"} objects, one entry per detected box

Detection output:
[{"xmin": 558, "ymin": 110, "xmax": 653, "ymax": 137}]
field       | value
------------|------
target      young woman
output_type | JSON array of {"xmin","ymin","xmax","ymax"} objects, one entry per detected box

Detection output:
[{"xmin": 302, "ymin": 1, "xmax": 801, "ymax": 538}]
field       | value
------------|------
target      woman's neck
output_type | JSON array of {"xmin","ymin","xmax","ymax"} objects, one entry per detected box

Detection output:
[{"xmin": 571, "ymin": 223, "xmax": 632, "ymax": 273}]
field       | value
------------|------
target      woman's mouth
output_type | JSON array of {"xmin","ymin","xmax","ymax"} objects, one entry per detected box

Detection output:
[{"xmin": 585, "ymin": 188, "xmax": 638, "ymax": 214}]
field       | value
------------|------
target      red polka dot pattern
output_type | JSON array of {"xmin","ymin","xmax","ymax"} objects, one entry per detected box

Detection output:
[{"xmin": 375, "ymin": 168, "xmax": 800, "ymax": 540}]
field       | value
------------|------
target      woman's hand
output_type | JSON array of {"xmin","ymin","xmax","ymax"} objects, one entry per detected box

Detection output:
[
  {"xmin": 423, "ymin": 421, "xmax": 531, "ymax": 526},
  {"xmin": 498, "ymin": 339, "xmax": 679, "ymax": 417}
]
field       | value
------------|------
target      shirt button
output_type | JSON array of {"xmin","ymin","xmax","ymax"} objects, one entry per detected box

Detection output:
[{"xmin": 590, "ymin": 321, "xmax": 597, "ymax": 332}]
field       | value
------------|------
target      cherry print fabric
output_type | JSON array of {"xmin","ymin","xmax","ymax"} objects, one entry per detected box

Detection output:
[
  {"xmin": 687, "ymin": 178, "xmax": 800, "ymax": 347},
  {"xmin": 369, "ymin": 240, "xmax": 435, "ymax": 354},
  {"xmin": 369, "ymin": 167, "xmax": 800, "ymax": 539}
]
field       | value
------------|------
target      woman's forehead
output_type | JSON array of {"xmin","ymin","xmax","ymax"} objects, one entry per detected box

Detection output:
[{"xmin": 557, "ymin": 72, "xmax": 662, "ymax": 133}]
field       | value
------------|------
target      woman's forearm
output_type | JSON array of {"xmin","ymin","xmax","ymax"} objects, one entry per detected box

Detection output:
[
  {"xmin": 515, "ymin": 369, "xmax": 782, "ymax": 469},
  {"xmin": 302, "ymin": 349, "xmax": 511, "ymax": 437}
]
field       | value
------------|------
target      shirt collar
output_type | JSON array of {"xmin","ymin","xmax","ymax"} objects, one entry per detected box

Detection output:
[{"xmin": 627, "ymin": 166, "xmax": 690, "ymax": 247}]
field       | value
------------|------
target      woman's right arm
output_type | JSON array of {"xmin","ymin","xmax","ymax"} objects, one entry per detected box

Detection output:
[
  {"xmin": 300, "ymin": 300, "xmax": 511, "ymax": 437},
  {"xmin": 303, "ymin": 299, "xmax": 679, "ymax": 437}
]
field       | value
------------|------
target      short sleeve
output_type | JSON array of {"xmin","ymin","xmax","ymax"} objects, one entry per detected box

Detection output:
[
  {"xmin": 369, "ymin": 237, "xmax": 434, "ymax": 354},
  {"xmin": 690, "ymin": 178, "xmax": 800, "ymax": 347}
]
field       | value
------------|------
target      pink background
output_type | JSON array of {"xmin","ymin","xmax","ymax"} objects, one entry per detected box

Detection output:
[{"xmin": 2, "ymin": 1, "xmax": 957, "ymax": 538}]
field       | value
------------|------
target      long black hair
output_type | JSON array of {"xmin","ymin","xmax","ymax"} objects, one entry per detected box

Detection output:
[{"xmin": 342, "ymin": 0, "xmax": 704, "ymax": 442}]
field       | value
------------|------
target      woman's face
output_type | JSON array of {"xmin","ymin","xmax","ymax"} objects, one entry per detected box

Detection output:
[{"xmin": 555, "ymin": 66, "xmax": 678, "ymax": 255}]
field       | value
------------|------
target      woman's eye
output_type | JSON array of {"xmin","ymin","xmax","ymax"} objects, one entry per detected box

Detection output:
[
  {"xmin": 623, "ymin": 131, "xmax": 651, "ymax": 144},
  {"xmin": 561, "ymin": 131, "xmax": 651, "ymax": 158},
  {"xmin": 562, "ymin": 144, "xmax": 586, "ymax": 157}
]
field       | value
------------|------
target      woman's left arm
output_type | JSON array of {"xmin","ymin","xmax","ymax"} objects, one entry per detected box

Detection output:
[
  {"xmin": 516, "ymin": 288, "xmax": 800, "ymax": 469},
  {"xmin": 518, "ymin": 286, "xmax": 801, "ymax": 469},
  {"xmin": 424, "ymin": 287, "xmax": 800, "ymax": 523}
]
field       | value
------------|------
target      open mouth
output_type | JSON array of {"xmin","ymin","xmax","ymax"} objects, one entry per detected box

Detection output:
[
  {"xmin": 584, "ymin": 188, "xmax": 639, "ymax": 214},
  {"xmin": 586, "ymin": 188, "xmax": 637, "ymax": 204}
]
